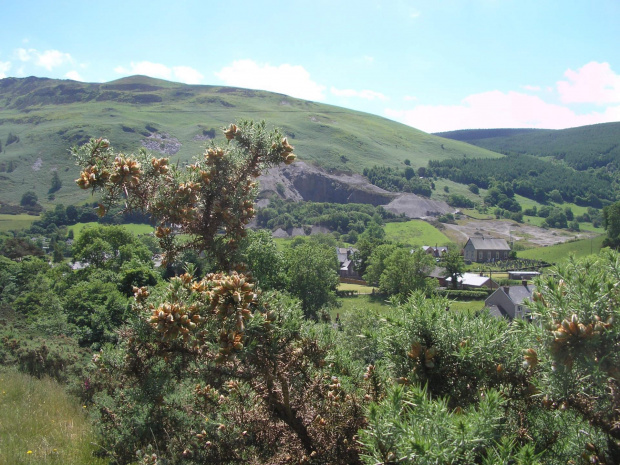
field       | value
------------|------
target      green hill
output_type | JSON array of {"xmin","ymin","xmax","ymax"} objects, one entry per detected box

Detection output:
[
  {"xmin": 435, "ymin": 122, "xmax": 620, "ymax": 170},
  {"xmin": 0, "ymin": 75, "xmax": 501, "ymax": 207}
]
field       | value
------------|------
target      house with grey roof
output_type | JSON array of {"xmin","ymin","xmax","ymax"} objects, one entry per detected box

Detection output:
[
  {"xmin": 422, "ymin": 246, "xmax": 449, "ymax": 258},
  {"xmin": 485, "ymin": 281, "xmax": 534, "ymax": 320},
  {"xmin": 336, "ymin": 247, "xmax": 359, "ymax": 279},
  {"xmin": 463, "ymin": 237, "xmax": 510, "ymax": 263}
]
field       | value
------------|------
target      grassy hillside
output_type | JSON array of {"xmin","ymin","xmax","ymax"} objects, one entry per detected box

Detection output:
[
  {"xmin": 0, "ymin": 370, "xmax": 106, "ymax": 465},
  {"xmin": 384, "ymin": 220, "xmax": 451, "ymax": 248},
  {"xmin": 435, "ymin": 122, "xmax": 620, "ymax": 170},
  {"xmin": 518, "ymin": 235, "xmax": 606, "ymax": 263},
  {"xmin": 0, "ymin": 75, "xmax": 501, "ymax": 206}
]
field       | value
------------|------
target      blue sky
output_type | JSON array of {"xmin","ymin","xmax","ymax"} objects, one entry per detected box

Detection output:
[{"xmin": 1, "ymin": 0, "xmax": 618, "ymax": 132}]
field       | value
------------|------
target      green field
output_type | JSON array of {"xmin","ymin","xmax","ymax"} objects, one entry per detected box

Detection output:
[
  {"xmin": 384, "ymin": 220, "xmax": 452, "ymax": 248},
  {"xmin": 337, "ymin": 282, "xmax": 375, "ymax": 293},
  {"xmin": 0, "ymin": 370, "xmax": 107, "ymax": 465},
  {"xmin": 68, "ymin": 222, "xmax": 154, "ymax": 237},
  {"xmin": 518, "ymin": 235, "xmax": 606, "ymax": 263},
  {"xmin": 0, "ymin": 214, "xmax": 39, "ymax": 232},
  {"xmin": 334, "ymin": 294, "xmax": 392, "ymax": 319}
]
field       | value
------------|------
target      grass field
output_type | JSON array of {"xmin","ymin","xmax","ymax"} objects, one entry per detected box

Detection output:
[
  {"xmin": 0, "ymin": 370, "xmax": 107, "ymax": 465},
  {"xmin": 0, "ymin": 214, "xmax": 38, "ymax": 232},
  {"xmin": 68, "ymin": 222, "xmax": 154, "ymax": 236},
  {"xmin": 518, "ymin": 235, "xmax": 606, "ymax": 263},
  {"xmin": 334, "ymin": 294, "xmax": 392, "ymax": 319},
  {"xmin": 448, "ymin": 300, "xmax": 487, "ymax": 314},
  {"xmin": 338, "ymin": 282, "xmax": 375, "ymax": 293},
  {"xmin": 384, "ymin": 220, "xmax": 452, "ymax": 248},
  {"xmin": 461, "ymin": 209, "xmax": 494, "ymax": 220}
]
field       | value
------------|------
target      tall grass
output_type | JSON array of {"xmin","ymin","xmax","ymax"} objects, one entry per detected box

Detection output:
[
  {"xmin": 384, "ymin": 220, "xmax": 451, "ymax": 248},
  {"xmin": 518, "ymin": 235, "xmax": 606, "ymax": 263},
  {"xmin": 0, "ymin": 369, "xmax": 106, "ymax": 465}
]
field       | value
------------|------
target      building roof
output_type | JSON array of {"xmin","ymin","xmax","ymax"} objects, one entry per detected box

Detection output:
[
  {"xmin": 503, "ymin": 284, "xmax": 535, "ymax": 305},
  {"xmin": 487, "ymin": 304, "xmax": 511, "ymax": 319},
  {"xmin": 423, "ymin": 246, "xmax": 448, "ymax": 254},
  {"xmin": 467, "ymin": 237, "xmax": 510, "ymax": 251},
  {"xmin": 337, "ymin": 247, "xmax": 357, "ymax": 265},
  {"xmin": 445, "ymin": 272, "xmax": 493, "ymax": 288},
  {"xmin": 486, "ymin": 284, "xmax": 535, "ymax": 307},
  {"xmin": 429, "ymin": 266, "xmax": 446, "ymax": 279}
]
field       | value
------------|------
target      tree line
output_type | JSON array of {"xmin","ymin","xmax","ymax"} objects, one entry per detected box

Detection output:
[{"xmin": 428, "ymin": 154, "xmax": 613, "ymax": 206}]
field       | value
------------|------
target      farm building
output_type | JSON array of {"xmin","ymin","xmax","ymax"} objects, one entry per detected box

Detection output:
[
  {"xmin": 445, "ymin": 272, "xmax": 498, "ymax": 290},
  {"xmin": 508, "ymin": 271, "xmax": 540, "ymax": 280},
  {"xmin": 337, "ymin": 247, "xmax": 359, "ymax": 279},
  {"xmin": 463, "ymin": 237, "xmax": 511, "ymax": 263},
  {"xmin": 422, "ymin": 245, "xmax": 449, "ymax": 258}
]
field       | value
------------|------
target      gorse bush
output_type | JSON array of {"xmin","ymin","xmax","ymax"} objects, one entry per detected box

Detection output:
[{"xmin": 68, "ymin": 122, "xmax": 620, "ymax": 464}]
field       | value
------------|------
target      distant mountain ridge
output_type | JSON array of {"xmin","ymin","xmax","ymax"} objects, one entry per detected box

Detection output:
[
  {"xmin": 0, "ymin": 75, "xmax": 501, "ymax": 206},
  {"xmin": 435, "ymin": 123, "xmax": 620, "ymax": 170}
]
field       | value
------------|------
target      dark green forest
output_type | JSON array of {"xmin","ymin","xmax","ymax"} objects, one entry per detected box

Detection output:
[
  {"xmin": 428, "ymin": 154, "xmax": 614, "ymax": 206},
  {"xmin": 437, "ymin": 122, "xmax": 620, "ymax": 171}
]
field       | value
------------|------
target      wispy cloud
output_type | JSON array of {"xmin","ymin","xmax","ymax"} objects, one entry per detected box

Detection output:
[
  {"xmin": 16, "ymin": 48, "xmax": 73, "ymax": 71},
  {"xmin": 172, "ymin": 66, "xmax": 203, "ymax": 85},
  {"xmin": 65, "ymin": 70, "xmax": 84, "ymax": 81},
  {"xmin": 0, "ymin": 61, "xmax": 11, "ymax": 78},
  {"xmin": 557, "ymin": 61, "xmax": 620, "ymax": 105},
  {"xmin": 386, "ymin": 90, "xmax": 620, "ymax": 133},
  {"xmin": 114, "ymin": 61, "xmax": 203, "ymax": 84},
  {"xmin": 331, "ymin": 86, "xmax": 388, "ymax": 101},
  {"xmin": 215, "ymin": 60, "xmax": 326, "ymax": 101},
  {"xmin": 404, "ymin": 95, "xmax": 418, "ymax": 101},
  {"xmin": 410, "ymin": 9, "xmax": 421, "ymax": 18},
  {"xmin": 522, "ymin": 85, "xmax": 541, "ymax": 91}
]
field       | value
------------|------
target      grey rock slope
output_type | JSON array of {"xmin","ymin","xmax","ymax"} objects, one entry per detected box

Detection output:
[{"xmin": 259, "ymin": 161, "xmax": 452, "ymax": 219}]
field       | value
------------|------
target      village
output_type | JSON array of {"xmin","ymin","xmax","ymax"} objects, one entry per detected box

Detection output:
[{"xmin": 337, "ymin": 235, "xmax": 540, "ymax": 321}]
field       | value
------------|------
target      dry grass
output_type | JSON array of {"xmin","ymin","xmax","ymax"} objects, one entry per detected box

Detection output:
[{"xmin": 0, "ymin": 370, "xmax": 107, "ymax": 465}]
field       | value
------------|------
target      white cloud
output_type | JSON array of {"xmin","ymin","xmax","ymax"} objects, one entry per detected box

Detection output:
[
  {"xmin": 522, "ymin": 85, "xmax": 541, "ymax": 91},
  {"xmin": 65, "ymin": 70, "xmax": 84, "ymax": 81},
  {"xmin": 385, "ymin": 90, "xmax": 620, "ymax": 133},
  {"xmin": 16, "ymin": 48, "xmax": 72, "ymax": 70},
  {"xmin": 215, "ymin": 60, "xmax": 326, "ymax": 101},
  {"xmin": 0, "ymin": 61, "xmax": 11, "ymax": 78},
  {"xmin": 410, "ymin": 10, "xmax": 421, "ymax": 18},
  {"xmin": 557, "ymin": 61, "xmax": 620, "ymax": 105},
  {"xmin": 404, "ymin": 95, "xmax": 418, "ymax": 101},
  {"xmin": 37, "ymin": 50, "xmax": 72, "ymax": 71},
  {"xmin": 16, "ymin": 48, "xmax": 31, "ymax": 62},
  {"xmin": 331, "ymin": 86, "xmax": 388, "ymax": 101},
  {"xmin": 172, "ymin": 66, "xmax": 203, "ymax": 84}
]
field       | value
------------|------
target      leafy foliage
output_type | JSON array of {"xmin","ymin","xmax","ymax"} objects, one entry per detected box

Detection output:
[
  {"xmin": 283, "ymin": 240, "xmax": 340, "ymax": 318},
  {"xmin": 363, "ymin": 165, "xmax": 433, "ymax": 197},
  {"xmin": 73, "ymin": 120, "xmax": 296, "ymax": 268},
  {"xmin": 429, "ymin": 154, "xmax": 613, "ymax": 206},
  {"xmin": 256, "ymin": 199, "xmax": 396, "ymax": 239}
]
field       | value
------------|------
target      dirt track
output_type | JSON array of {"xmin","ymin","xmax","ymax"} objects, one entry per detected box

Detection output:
[{"xmin": 443, "ymin": 219, "xmax": 598, "ymax": 246}]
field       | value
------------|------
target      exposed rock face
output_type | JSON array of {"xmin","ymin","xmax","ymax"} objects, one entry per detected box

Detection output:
[
  {"xmin": 383, "ymin": 194, "xmax": 452, "ymax": 218},
  {"xmin": 259, "ymin": 161, "xmax": 453, "ymax": 219}
]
